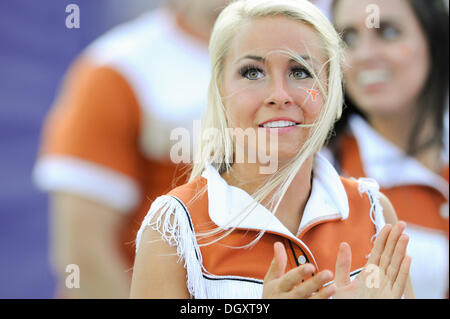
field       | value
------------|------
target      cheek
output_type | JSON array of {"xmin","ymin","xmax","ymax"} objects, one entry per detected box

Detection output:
[
  {"xmin": 224, "ymin": 84, "xmax": 265, "ymax": 127},
  {"xmin": 397, "ymin": 43, "xmax": 413, "ymax": 58},
  {"xmin": 294, "ymin": 85, "xmax": 325, "ymax": 121},
  {"xmin": 389, "ymin": 41, "xmax": 424, "ymax": 66},
  {"xmin": 392, "ymin": 41, "xmax": 429, "ymax": 79},
  {"xmin": 342, "ymin": 51, "xmax": 358, "ymax": 83},
  {"xmin": 387, "ymin": 41, "xmax": 430, "ymax": 99},
  {"xmin": 306, "ymin": 95, "xmax": 324, "ymax": 118}
]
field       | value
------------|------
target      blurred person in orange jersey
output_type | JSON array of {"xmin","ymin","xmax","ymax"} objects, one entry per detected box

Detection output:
[
  {"xmin": 33, "ymin": 0, "xmax": 229, "ymax": 298},
  {"xmin": 323, "ymin": 0, "xmax": 449, "ymax": 298}
]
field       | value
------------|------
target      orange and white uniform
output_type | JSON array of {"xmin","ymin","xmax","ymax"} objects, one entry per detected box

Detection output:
[
  {"xmin": 136, "ymin": 153, "xmax": 386, "ymax": 298},
  {"xmin": 32, "ymin": 9, "xmax": 210, "ymax": 266},
  {"xmin": 322, "ymin": 114, "xmax": 449, "ymax": 298}
]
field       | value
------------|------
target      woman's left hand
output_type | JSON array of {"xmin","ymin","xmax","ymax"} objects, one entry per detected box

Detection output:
[{"xmin": 332, "ymin": 222, "xmax": 412, "ymax": 299}]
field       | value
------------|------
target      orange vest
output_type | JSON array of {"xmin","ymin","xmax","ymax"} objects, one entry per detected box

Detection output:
[
  {"xmin": 166, "ymin": 174, "xmax": 378, "ymax": 293},
  {"xmin": 339, "ymin": 135, "xmax": 449, "ymax": 234},
  {"xmin": 337, "ymin": 133, "xmax": 449, "ymax": 298}
]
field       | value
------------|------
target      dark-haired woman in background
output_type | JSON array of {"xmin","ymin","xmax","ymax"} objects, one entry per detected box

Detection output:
[{"xmin": 325, "ymin": 0, "xmax": 448, "ymax": 298}]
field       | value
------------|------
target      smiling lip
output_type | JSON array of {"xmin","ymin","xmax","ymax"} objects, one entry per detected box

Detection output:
[
  {"xmin": 258, "ymin": 117, "xmax": 300, "ymax": 127},
  {"xmin": 357, "ymin": 69, "xmax": 390, "ymax": 91},
  {"xmin": 258, "ymin": 117, "xmax": 301, "ymax": 134}
]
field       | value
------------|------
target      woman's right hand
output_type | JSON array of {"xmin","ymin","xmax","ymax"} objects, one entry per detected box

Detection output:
[{"xmin": 262, "ymin": 242, "xmax": 336, "ymax": 299}]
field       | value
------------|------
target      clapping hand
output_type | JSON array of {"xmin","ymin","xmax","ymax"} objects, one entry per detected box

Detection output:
[
  {"xmin": 262, "ymin": 242, "xmax": 336, "ymax": 299},
  {"xmin": 332, "ymin": 222, "xmax": 412, "ymax": 299}
]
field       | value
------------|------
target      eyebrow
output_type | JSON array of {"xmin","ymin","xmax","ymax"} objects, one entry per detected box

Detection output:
[{"xmin": 234, "ymin": 54, "xmax": 311, "ymax": 65}]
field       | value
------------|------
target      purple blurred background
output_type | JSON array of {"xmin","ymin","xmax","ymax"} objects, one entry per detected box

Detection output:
[{"xmin": 0, "ymin": 0, "xmax": 160, "ymax": 298}]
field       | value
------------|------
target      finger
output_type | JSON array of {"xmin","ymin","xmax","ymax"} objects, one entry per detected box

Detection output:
[
  {"xmin": 288, "ymin": 270, "xmax": 334, "ymax": 299},
  {"xmin": 386, "ymin": 234, "xmax": 409, "ymax": 284},
  {"xmin": 404, "ymin": 278, "xmax": 415, "ymax": 299},
  {"xmin": 278, "ymin": 263, "xmax": 315, "ymax": 292},
  {"xmin": 367, "ymin": 224, "xmax": 392, "ymax": 266},
  {"xmin": 392, "ymin": 255, "xmax": 412, "ymax": 298},
  {"xmin": 334, "ymin": 242, "xmax": 352, "ymax": 288},
  {"xmin": 309, "ymin": 284, "xmax": 337, "ymax": 299},
  {"xmin": 379, "ymin": 221, "xmax": 406, "ymax": 272},
  {"xmin": 264, "ymin": 242, "xmax": 287, "ymax": 282}
]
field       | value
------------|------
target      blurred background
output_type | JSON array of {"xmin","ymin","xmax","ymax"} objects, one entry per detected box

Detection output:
[{"xmin": 0, "ymin": 0, "xmax": 162, "ymax": 299}]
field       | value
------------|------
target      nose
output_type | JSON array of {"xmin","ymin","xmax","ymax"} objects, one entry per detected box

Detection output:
[
  {"xmin": 351, "ymin": 32, "xmax": 382, "ymax": 64},
  {"xmin": 264, "ymin": 77, "xmax": 294, "ymax": 108}
]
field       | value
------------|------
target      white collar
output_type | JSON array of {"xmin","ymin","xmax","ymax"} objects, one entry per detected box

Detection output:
[
  {"xmin": 200, "ymin": 153, "xmax": 349, "ymax": 245},
  {"xmin": 348, "ymin": 115, "xmax": 449, "ymax": 201}
]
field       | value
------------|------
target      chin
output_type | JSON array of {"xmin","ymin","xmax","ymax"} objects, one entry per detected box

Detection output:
[
  {"xmin": 276, "ymin": 148, "xmax": 301, "ymax": 162},
  {"xmin": 360, "ymin": 100, "xmax": 407, "ymax": 118}
]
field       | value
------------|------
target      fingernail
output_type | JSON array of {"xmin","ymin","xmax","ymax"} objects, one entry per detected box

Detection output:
[
  {"xmin": 327, "ymin": 284, "xmax": 336, "ymax": 294},
  {"xmin": 321, "ymin": 270, "xmax": 332, "ymax": 280},
  {"xmin": 302, "ymin": 264, "xmax": 314, "ymax": 273}
]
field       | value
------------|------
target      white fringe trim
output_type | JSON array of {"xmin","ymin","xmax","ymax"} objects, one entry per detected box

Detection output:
[
  {"xmin": 203, "ymin": 277, "xmax": 263, "ymax": 299},
  {"xmin": 355, "ymin": 178, "xmax": 386, "ymax": 248},
  {"xmin": 135, "ymin": 195, "xmax": 207, "ymax": 298}
]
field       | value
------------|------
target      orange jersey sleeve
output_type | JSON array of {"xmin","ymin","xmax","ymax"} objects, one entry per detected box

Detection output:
[{"xmin": 34, "ymin": 56, "xmax": 144, "ymax": 211}]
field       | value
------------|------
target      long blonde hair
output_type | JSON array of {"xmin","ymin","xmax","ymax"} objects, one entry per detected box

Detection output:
[{"xmin": 190, "ymin": 0, "xmax": 344, "ymax": 246}]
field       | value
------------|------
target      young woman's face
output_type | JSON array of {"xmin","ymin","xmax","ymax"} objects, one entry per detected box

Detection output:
[
  {"xmin": 334, "ymin": 0, "xmax": 430, "ymax": 118},
  {"xmin": 222, "ymin": 16, "xmax": 327, "ymax": 162}
]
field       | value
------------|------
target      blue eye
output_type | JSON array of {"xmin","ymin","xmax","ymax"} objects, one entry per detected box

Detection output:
[
  {"xmin": 379, "ymin": 23, "xmax": 400, "ymax": 40},
  {"xmin": 342, "ymin": 29, "xmax": 358, "ymax": 48},
  {"xmin": 291, "ymin": 67, "xmax": 311, "ymax": 80},
  {"xmin": 239, "ymin": 65, "xmax": 264, "ymax": 80}
]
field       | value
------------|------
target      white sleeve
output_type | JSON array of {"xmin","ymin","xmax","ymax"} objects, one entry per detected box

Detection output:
[{"xmin": 33, "ymin": 155, "xmax": 140, "ymax": 213}]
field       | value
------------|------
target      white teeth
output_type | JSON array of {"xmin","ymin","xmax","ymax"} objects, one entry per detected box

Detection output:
[
  {"xmin": 357, "ymin": 69, "xmax": 390, "ymax": 86},
  {"xmin": 261, "ymin": 120, "xmax": 297, "ymax": 128}
]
